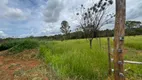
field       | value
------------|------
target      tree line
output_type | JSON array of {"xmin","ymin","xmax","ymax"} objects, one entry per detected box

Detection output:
[{"xmin": 35, "ymin": 21, "xmax": 142, "ymax": 40}]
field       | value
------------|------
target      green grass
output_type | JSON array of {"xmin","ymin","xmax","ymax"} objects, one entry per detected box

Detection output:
[
  {"xmin": 39, "ymin": 36, "xmax": 142, "ymax": 80},
  {"xmin": 125, "ymin": 36, "xmax": 142, "ymax": 50},
  {"xmin": 0, "ymin": 39, "xmax": 39, "ymax": 53},
  {"xmin": 39, "ymin": 39, "xmax": 109, "ymax": 80},
  {"xmin": 0, "ymin": 36, "xmax": 141, "ymax": 80},
  {"xmin": 123, "ymin": 36, "xmax": 142, "ymax": 79}
]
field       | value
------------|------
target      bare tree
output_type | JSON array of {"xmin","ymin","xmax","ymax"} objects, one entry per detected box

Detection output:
[
  {"xmin": 60, "ymin": 20, "xmax": 71, "ymax": 40},
  {"xmin": 76, "ymin": 0, "xmax": 114, "ymax": 49}
]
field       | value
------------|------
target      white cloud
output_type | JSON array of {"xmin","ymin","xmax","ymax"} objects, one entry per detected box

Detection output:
[
  {"xmin": 3, "ymin": 8, "xmax": 27, "ymax": 20},
  {"xmin": 0, "ymin": 0, "xmax": 8, "ymax": 8},
  {"xmin": 0, "ymin": 31, "xmax": 7, "ymax": 38},
  {"xmin": 126, "ymin": 0, "xmax": 142, "ymax": 20},
  {"xmin": 43, "ymin": 0, "xmax": 64, "ymax": 23},
  {"xmin": 1, "ymin": 0, "xmax": 142, "ymax": 38},
  {"xmin": 0, "ymin": 0, "xmax": 27, "ymax": 21},
  {"xmin": 42, "ymin": 0, "xmax": 88, "ymax": 34}
]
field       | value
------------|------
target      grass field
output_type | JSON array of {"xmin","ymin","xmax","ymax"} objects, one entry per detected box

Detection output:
[
  {"xmin": 39, "ymin": 36, "xmax": 142, "ymax": 80},
  {"xmin": 125, "ymin": 36, "xmax": 142, "ymax": 50},
  {"xmin": 0, "ymin": 36, "xmax": 141, "ymax": 80},
  {"xmin": 40, "ymin": 40, "xmax": 108, "ymax": 80}
]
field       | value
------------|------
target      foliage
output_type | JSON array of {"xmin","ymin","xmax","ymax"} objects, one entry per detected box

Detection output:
[
  {"xmin": 125, "ymin": 21, "xmax": 141, "ymax": 29},
  {"xmin": 9, "ymin": 39, "xmax": 39, "ymax": 53},
  {"xmin": 0, "ymin": 40, "xmax": 22, "ymax": 51},
  {"xmin": 0, "ymin": 39, "xmax": 39, "ymax": 53},
  {"xmin": 60, "ymin": 20, "xmax": 71, "ymax": 40},
  {"xmin": 19, "ymin": 27, "xmax": 141, "ymax": 41}
]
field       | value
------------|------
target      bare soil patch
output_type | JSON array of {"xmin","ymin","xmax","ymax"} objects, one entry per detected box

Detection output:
[{"xmin": 0, "ymin": 49, "xmax": 49, "ymax": 80}]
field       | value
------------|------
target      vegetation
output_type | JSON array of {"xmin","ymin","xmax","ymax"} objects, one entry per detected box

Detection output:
[
  {"xmin": 0, "ymin": 0, "xmax": 141, "ymax": 80},
  {"xmin": 28, "ymin": 22, "xmax": 142, "ymax": 41},
  {"xmin": 125, "ymin": 36, "xmax": 142, "ymax": 50},
  {"xmin": 39, "ymin": 40, "xmax": 108, "ymax": 80},
  {"xmin": 126, "ymin": 21, "xmax": 141, "ymax": 29},
  {"xmin": 0, "ymin": 39, "xmax": 39, "ymax": 53},
  {"xmin": 60, "ymin": 20, "xmax": 71, "ymax": 40},
  {"xmin": 39, "ymin": 36, "xmax": 142, "ymax": 80},
  {"xmin": 76, "ymin": 0, "xmax": 114, "ymax": 48},
  {"xmin": 0, "ymin": 36, "xmax": 141, "ymax": 79},
  {"xmin": 10, "ymin": 39, "xmax": 39, "ymax": 53}
]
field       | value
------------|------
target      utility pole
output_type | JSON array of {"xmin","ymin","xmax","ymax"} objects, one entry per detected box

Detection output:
[{"xmin": 114, "ymin": 0, "xmax": 126, "ymax": 80}]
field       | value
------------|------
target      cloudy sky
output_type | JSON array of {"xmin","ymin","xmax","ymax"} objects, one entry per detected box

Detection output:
[{"xmin": 0, "ymin": 0, "xmax": 142, "ymax": 38}]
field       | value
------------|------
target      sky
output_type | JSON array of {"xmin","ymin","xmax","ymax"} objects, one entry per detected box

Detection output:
[{"xmin": 0, "ymin": 0, "xmax": 142, "ymax": 38}]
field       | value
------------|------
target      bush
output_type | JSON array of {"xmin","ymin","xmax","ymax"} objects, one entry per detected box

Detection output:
[
  {"xmin": 9, "ymin": 39, "xmax": 39, "ymax": 53},
  {"xmin": 0, "ymin": 39, "xmax": 39, "ymax": 54},
  {"xmin": 0, "ymin": 40, "xmax": 22, "ymax": 51}
]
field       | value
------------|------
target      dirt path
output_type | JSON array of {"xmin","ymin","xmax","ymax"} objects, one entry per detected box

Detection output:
[{"xmin": 0, "ymin": 49, "xmax": 48, "ymax": 80}]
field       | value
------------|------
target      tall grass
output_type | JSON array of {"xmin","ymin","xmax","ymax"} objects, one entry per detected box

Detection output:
[
  {"xmin": 125, "ymin": 36, "xmax": 142, "ymax": 50},
  {"xmin": 39, "ymin": 39, "xmax": 109, "ymax": 80},
  {"xmin": 39, "ymin": 36, "xmax": 142, "ymax": 80},
  {"xmin": 0, "ymin": 36, "xmax": 141, "ymax": 79}
]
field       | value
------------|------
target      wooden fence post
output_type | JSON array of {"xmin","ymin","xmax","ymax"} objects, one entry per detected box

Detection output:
[
  {"xmin": 107, "ymin": 37, "xmax": 112, "ymax": 75},
  {"xmin": 114, "ymin": 0, "xmax": 126, "ymax": 80}
]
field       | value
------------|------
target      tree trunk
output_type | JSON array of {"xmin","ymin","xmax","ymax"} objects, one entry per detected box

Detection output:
[
  {"xmin": 89, "ymin": 38, "xmax": 93, "ymax": 49},
  {"xmin": 63, "ymin": 35, "xmax": 65, "ymax": 41},
  {"xmin": 99, "ymin": 37, "xmax": 102, "ymax": 49},
  {"xmin": 98, "ymin": 31, "xmax": 102, "ymax": 49}
]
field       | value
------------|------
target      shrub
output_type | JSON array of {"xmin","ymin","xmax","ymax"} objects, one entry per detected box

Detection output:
[
  {"xmin": 9, "ymin": 39, "xmax": 39, "ymax": 53},
  {"xmin": 0, "ymin": 40, "xmax": 22, "ymax": 51}
]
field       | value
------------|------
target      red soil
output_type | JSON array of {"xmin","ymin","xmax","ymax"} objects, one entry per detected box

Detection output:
[{"xmin": 0, "ymin": 49, "xmax": 48, "ymax": 80}]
